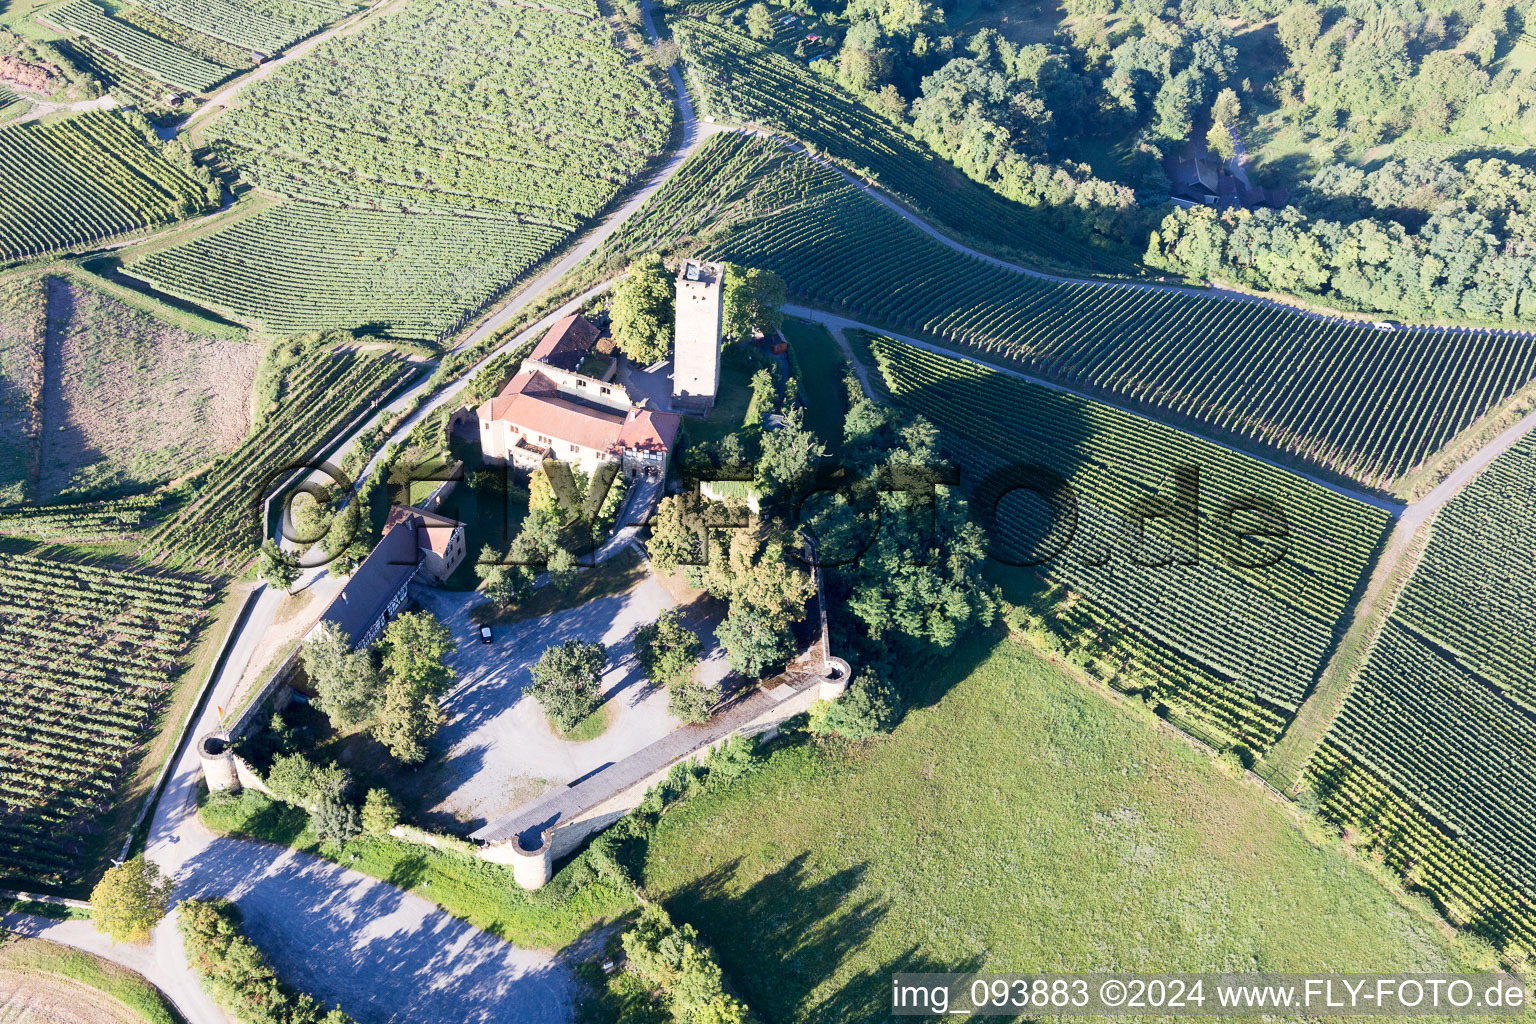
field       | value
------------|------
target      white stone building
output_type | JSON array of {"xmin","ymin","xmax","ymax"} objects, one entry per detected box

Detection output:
[{"xmin": 671, "ymin": 258, "xmax": 724, "ymax": 413}]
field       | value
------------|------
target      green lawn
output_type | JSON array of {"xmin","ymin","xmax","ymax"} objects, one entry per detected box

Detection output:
[
  {"xmin": 641, "ymin": 636, "xmax": 1484, "ymax": 1023},
  {"xmin": 779, "ymin": 318, "xmax": 846, "ymax": 453},
  {"xmin": 681, "ymin": 344, "xmax": 758, "ymax": 447},
  {"xmin": 198, "ymin": 788, "xmax": 634, "ymax": 950}
]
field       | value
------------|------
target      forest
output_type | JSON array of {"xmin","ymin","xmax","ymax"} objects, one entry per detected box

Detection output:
[{"xmin": 689, "ymin": 0, "xmax": 1536, "ymax": 317}]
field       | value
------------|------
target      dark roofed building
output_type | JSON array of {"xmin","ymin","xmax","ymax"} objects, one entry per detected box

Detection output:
[
  {"xmin": 383, "ymin": 505, "xmax": 467, "ymax": 584},
  {"xmin": 314, "ymin": 522, "xmax": 419, "ymax": 649},
  {"xmin": 528, "ymin": 314, "xmax": 601, "ymax": 372}
]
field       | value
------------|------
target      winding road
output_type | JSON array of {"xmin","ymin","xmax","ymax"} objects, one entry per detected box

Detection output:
[
  {"xmin": 0, "ymin": 7, "xmax": 708, "ymax": 1023},
  {"xmin": 11, "ymin": 6, "xmax": 1536, "ymax": 1021}
]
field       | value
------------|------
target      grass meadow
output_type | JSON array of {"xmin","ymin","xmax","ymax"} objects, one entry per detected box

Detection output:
[{"xmin": 641, "ymin": 635, "xmax": 1486, "ymax": 1023}]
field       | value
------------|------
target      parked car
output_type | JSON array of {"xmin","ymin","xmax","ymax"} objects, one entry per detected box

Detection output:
[{"xmin": 479, "ymin": 625, "xmax": 493, "ymax": 645}]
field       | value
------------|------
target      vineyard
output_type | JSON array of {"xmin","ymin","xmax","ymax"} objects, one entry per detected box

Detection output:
[
  {"xmin": 0, "ymin": 276, "xmax": 45, "ymax": 504},
  {"xmin": 0, "ymin": 110, "xmax": 214, "ymax": 263},
  {"xmin": 0, "ymin": 553, "xmax": 213, "ymax": 890},
  {"xmin": 126, "ymin": 204, "xmax": 568, "ymax": 342},
  {"xmin": 37, "ymin": 274, "xmax": 262, "ymax": 501},
  {"xmin": 202, "ymin": 0, "xmax": 670, "ymax": 225},
  {"xmin": 148, "ymin": 342, "xmax": 420, "ymax": 570},
  {"xmin": 43, "ymin": 0, "xmax": 238, "ymax": 92},
  {"xmin": 1308, "ymin": 434, "xmax": 1536, "ymax": 960},
  {"xmin": 602, "ymin": 133, "xmax": 1536, "ymax": 488},
  {"xmin": 670, "ymin": 20, "xmax": 1128, "ymax": 273},
  {"xmin": 864, "ymin": 332, "xmax": 1392, "ymax": 750},
  {"xmin": 1392, "ymin": 434, "xmax": 1536, "ymax": 711},
  {"xmin": 0, "ymin": 495, "xmax": 162, "ymax": 540},
  {"xmin": 135, "ymin": 0, "xmax": 358, "ymax": 55}
]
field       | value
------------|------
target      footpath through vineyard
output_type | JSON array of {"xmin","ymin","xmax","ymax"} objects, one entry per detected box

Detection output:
[
  {"xmin": 800, "ymin": 304, "xmax": 1536, "ymax": 764},
  {"xmin": 0, "ymin": 7, "xmax": 708, "ymax": 1020}
]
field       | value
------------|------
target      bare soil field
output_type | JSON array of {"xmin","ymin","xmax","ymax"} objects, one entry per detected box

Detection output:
[
  {"xmin": 0, "ymin": 938, "xmax": 179, "ymax": 1024},
  {"xmin": 0, "ymin": 276, "xmax": 45, "ymax": 504},
  {"xmin": 0, "ymin": 972, "xmax": 145, "ymax": 1023},
  {"xmin": 37, "ymin": 275, "xmax": 261, "ymax": 501}
]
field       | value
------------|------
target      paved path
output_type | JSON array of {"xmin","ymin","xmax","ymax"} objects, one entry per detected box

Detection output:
[
  {"xmin": 0, "ymin": 9, "xmax": 719, "ymax": 1021},
  {"xmin": 0, "ymin": 912, "xmax": 223, "ymax": 1024},
  {"xmin": 411, "ymin": 572, "xmax": 726, "ymax": 830}
]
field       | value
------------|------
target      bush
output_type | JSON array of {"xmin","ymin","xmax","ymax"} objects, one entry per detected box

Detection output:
[
  {"xmin": 704, "ymin": 735, "xmax": 761, "ymax": 788},
  {"xmin": 620, "ymin": 904, "xmax": 750, "ymax": 1024},
  {"xmin": 807, "ymin": 672, "xmax": 894, "ymax": 740},
  {"xmin": 361, "ymin": 789, "xmax": 403, "ymax": 836},
  {"xmin": 179, "ymin": 897, "xmax": 356, "ymax": 1024},
  {"xmin": 265, "ymin": 753, "xmax": 353, "ymax": 809},
  {"xmin": 313, "ymin": 794, "xmax": 361, "ymax": 844},
  {"xmin": 636, "ymin": 610, "xmax": 708, "ymax": 721},
  {"xmin": 668, "ymin": 676, "xmax": 715, "ymax": 724}
]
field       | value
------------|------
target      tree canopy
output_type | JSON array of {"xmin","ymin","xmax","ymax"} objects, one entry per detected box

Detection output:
[
  {"xmin": 91, "ymin": 855, "xmax": 174, "ymax": 944},
  {"xmin": 610, "ymin": 253, "xmax": 674, "ymax": 363},
  {"xmin": 529, "ymin": 639, "xmax": 607, "ymax": 732}
]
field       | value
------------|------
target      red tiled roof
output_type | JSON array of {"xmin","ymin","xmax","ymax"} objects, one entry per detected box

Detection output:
[
  {"xmin": 617, "ymin": 407, "xmax": 681, "ymax": 453},
  {"xmin": 483, "ymin": 368, "xmax": 628, "ymax": 452},
  {"xmin": 481, "ymin": 369, "xmax": 679, "ymax": 455},
  {"xmin": 529, "ymin": 314, "xmax": 599, "ymax": 371}
]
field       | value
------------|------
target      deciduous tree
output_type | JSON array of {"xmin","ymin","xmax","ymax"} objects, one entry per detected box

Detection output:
[
  {"xmin": 301, "ymin": 621, "xmax": 382, "ymax": 728},
  {"xmin": 610, "ymin": 253, "xmax": 673, "ymax": 363},
  {"xmin": 529, "ymin": 639, "xmax": 607, "ymax": 732},
  {"xmin": 91, "ymin": 855, "xmax": 174, "ymax": 944},
  {"xmin": 258, "ymin": 540, "xmax": 299, "ymax": 593}
]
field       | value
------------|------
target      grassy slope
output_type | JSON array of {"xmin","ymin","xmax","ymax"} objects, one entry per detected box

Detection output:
[
  {"xmin": 0, "ymin": 936, "xmax": 182, "ymax": 1024},
  {"xmin": 642, "ymin": 636, "xmax": 1482, "ymax": 1024},
  {"xmin": 779, "ymin": 318, "xmax": 845, "ymax": 452}
]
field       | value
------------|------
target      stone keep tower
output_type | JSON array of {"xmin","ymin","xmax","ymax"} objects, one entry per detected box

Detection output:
[{"xmin": 672, "ymin": 258, "xmax": 724, "ymax": 413}]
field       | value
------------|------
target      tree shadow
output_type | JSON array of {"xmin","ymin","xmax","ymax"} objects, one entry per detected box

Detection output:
[{"xmin": 662, "ymin": 852, "xmax": 894, "ymax": 1023}]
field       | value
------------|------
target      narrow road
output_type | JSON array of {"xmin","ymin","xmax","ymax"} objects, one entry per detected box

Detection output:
[
  {"xmin": 0, "ymin": 912, "xmax": 223, "ymax": 1024},
  {"xmin": 0, "ymin": 8, "xmax": 698, "ymax": 1021},
  {"xmin": 769, "ymin": 133, "xmax": 1536, "ymax": 339},
  {"xmin": 802, "ymin": 304, "xmax": 1536, "ymax": 794},
  {"xmin": 12, "ymin": 93, "xmax": 116, "ymax": 125},
  {"xmin": 1261, "ymin": 404, "xmax": 1536, "ymax": 788},
  {"xmin": 177, "ymin": 0, "xmax": 403, "ymax": 137}
]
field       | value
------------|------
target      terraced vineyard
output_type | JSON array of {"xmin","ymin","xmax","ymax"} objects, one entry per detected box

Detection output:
[
  {"xmin": 0, "ymin": 276, "xmax": 45, "ymax": 503},
  {"xmin": 203, "ymin": 0, "xmax": 670, "ymax": 224},
  {"xmin": 44, "ymin": 0, "xmax": 237, "ymax": 91},
  {"xmin": 127, "ymin": 204, "xmax": 568, "ymax": 341},
  {"xmin": 865, "ymin": 333, "xmax": 1392, "ymax": 749},
  {"xmin": 136, "ymin": 0, "xmax": 357, "ymax": 54},
  {"xmin": 0, "ymin": 553, "xmax": 213, "ymax": 889},
  {"xmin": 671, "ymin": 20, "xmax": 1130, "ymax": 273},
  {"xmin": 149, "ymin": 344, "xmax": 420, "ymax": 570},
  {"xmin": 605, "ymin": 133, "xmax": 1536, "ymax": 489},
  {"xmin": 0, "ymin": 110, "xmax": 215, "ymax": 263},
  {"xmin": 139, "ymin": 0, "xmax": 667, "ymax": 341},
  {"xmin": 1309, "ymin": 434, "xmax": 1536, "ymax": 959}
]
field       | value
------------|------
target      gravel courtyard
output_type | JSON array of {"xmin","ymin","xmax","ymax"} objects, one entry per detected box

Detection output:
[{"xmin": 410, "ymin": 566, "xmax": 728, "ymax": 831}]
